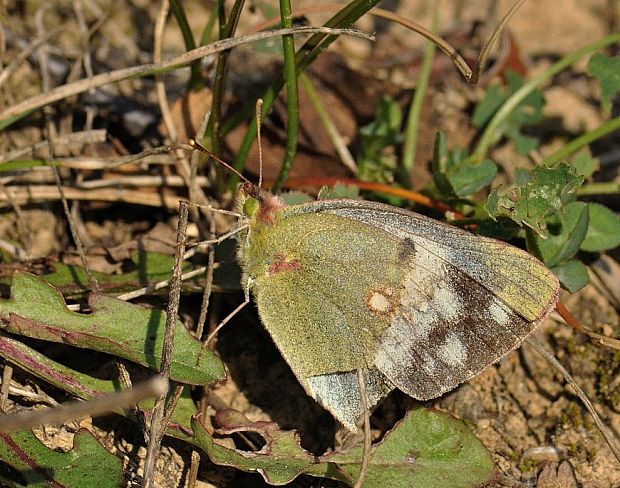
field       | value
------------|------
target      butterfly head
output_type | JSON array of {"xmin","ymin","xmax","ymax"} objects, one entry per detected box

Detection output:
[{"xmin": 236, "ymin": 182, "xmax": 285, "ymax": 225}]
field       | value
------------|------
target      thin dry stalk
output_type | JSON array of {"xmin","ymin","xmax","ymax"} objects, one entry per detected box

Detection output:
[
  {"xmin": 0, "ymin": 377, "xmax": 168, "ymax": 433},
  {"xmin": 0, "ymin": 129, "xmax": 107, "ymax": 162},
  {"xmin": 0, "ymin": 365, "xmax": 13, "ymax": 412},
  {"xmin": 143, "ymin": 200, "xmax": 189, "ymax": 488},
  {"xmin": 0, "ymin": 27, "xmax": 373, "ymax": 124},
  {"xmin": 526, "ymin": 336, "xmax": 620, "ymax": 464}
]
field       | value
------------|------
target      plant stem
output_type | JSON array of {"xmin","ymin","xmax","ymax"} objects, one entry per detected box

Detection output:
[
  {"xmin": 230, "ymin": 0, "xmax": 381, "ymax": 190},
  {"xmin": 273, "ymin": 0, "xmax": 299, "ymax": 192},
  {"xmin": 472, "ymin": 31, "xmax": 620, "ymax": 163},
  {"xmin": 576, "ymin": 182, "xmax": 620, "ymax": 196},
  {"xmin": 402, "ymin": 0, "xmax": 439, "ymax": 183},
  {"xmin": 169, "ymin": 0, "xmax": 202, "ymax": 89},
  {"xmin": 541, "ymin": 115, "xmax": 620, "ymax": 167},
  {"xmin": 207, "ymin": 0, "xmax": 246, "ymax": 157}
]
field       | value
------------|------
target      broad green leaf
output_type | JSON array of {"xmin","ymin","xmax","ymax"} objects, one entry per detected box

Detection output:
[
  {"xmin": 4, "ymin": 250, "xmax": 205, "ymax": 298},
  {"xmin": 432, "ymin": 132, "xmax": 497, "ymax": 197},
  {"xmin": 0, "ymin": 272, "xmax": 225, "ymax": 385},
  {"xmin": 0, "ymin": 429, "xmax": 122, "ymax": 487},
  {"xmin": 587, "ymin": 53, "xmax": 620, "ymax": 112},
  {"xmin": 527, "ymin": 201, "xmax": 589, "ymax": 267},
  {"xmin": 485, "ymin": 163, "xmax": 584, "ymax": 237},
  {"xmin": 472, "ymin": 84, "xmax": 505, "ymax": 127},
  {"xmin": 0, "ymin": 335, "xmax": 196, "ymax": 440},
  {"xmin": 552, "ymin": 260, "xmax": 589, "ymax": 292},
  {"xmin": 580, "ymin": 203, "xmax": 620, "ymax": 252},
  {"xmin": 192, "ymin": 408, "xmax": 493, "ymax": 487}
]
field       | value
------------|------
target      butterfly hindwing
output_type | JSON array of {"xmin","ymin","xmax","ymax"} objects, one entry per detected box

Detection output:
[{"xmin": 238, "ymin": 196, "xmax": 559, "ymax": 429}]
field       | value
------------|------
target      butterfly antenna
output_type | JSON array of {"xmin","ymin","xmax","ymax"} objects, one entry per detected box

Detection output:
[
  {"xmin": 188, "ymin": 139, "xmax": 251, "ymax": 185},
  {"xmin": 256, "ymin": 99, "xmax": 264, "ymax": 189}
]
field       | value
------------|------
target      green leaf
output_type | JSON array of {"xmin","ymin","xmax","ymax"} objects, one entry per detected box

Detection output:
[
  {"xmin": 0, "ymin": 335, "xmax": 197, "ymax": 441},
  {"xmin": 570, "ymin": 148, "xmax": 599, "ymax": 178},
  {"xmin": 485, "ymin": 163, "xmax": 584, "ymax": 237},
  {"xmin": 587, "ymin": 53, "xmax": 620, "ymax": 112},
  {"xmin": 0, "ymin": 429, "xmax": 122, "ymax": 487},
  {"xmin": 357, "ymin": 96, "xmax": 403, "ymax": 184},
  {"xmin": 472, "ymin": 84, "xmax": 506, "ymax": 127},
  {"xmin": 318, "ymin": 183, "xmax": 361, "ymax": 200},
  {"xmin": 280, "ymin": 191, "xmax": 314, "ymax": 205},
  {"xmin": 192, "ymin": 408, "xmax": 493, "ymax": 487},
  {"xmin": 0, "ymin": 272, "xmax": 225, "ymax": 385},
  {"xmin": 580, "ymin": 203, "xmax": 620, "ymax": 252},
  {"xmin": 432, "ymin": 132, "xmax": 498, "ymax": 197},
  {"xmin": 527, "ymin": 201, "xmax": 589, "ymax": 267},
  {"xmin": 11, "ymin": 250, "xmax": 205, "ymax": 298},
  {"xmin": 552, "ymin": 260, "xmax": 589, "ymax": 292},
  {"xmin": 473, "ymin": 70, "xmax": 545, "ymax": 153}
]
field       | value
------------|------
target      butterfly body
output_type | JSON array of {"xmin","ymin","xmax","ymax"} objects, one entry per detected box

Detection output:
[{"xmin": 235, "ymin": 185, "xmax": 560, "ymax": 430}]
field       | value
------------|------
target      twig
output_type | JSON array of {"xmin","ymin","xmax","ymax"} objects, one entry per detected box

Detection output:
[
  {"xmin": 74, "ymin": 174, "xmax": 209, "ymax": 190},
  {"xmin": 526, "ymin": 336, "xmax": 620, "ymax": 464},
  {"xmin": 143, "ymin": 201, "xmax": 188, "ymax": 488},
  {"xmin": 0, "ymin": 27, "xmax": 374, "ymax": 127},
  {"xmin": 0, "ymin": 377, "xmax": 168, "ymax": 433},
  {"xmin": 195, "ymin": 217, "xmax": 217, "ymax": 340},
  {"xmin": 187, "ymin": 450, "xmax": 201, "ymax": 488},
  {"xmin": 0, "ymin": 129, "xmax": 107, "ymax": 163},
  {"xmin": 0, "ymin": 185, "xmax": 184, "ymax": 209},
  {"xmin": 0, "ymin": 365, "xmax": 13, "ymax": 412},
  {"xmin": 556, "ymin": 301, "xmax": 620, "ymax": 352}
]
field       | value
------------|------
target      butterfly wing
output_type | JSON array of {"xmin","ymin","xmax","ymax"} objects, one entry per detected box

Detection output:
[
  {"xmin": 284, "ymin": 199, "xmax": 559, "ymax": 402},
  {"xmin": 241, "ymin": 198, "xmax": 559, "ymax": 430},
  {"xmin": 242, "ymin": 209, "xmax": 410, "ymax": 429}
]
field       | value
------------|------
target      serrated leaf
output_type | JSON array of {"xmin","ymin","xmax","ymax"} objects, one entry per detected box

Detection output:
[
  {"xmin": 0, "ymin": 429, "xmax": 122, "ymax": 487},
  {"xmin": 0, "ymin": 272, "xmax": 225, "ymax": 385},
  {"xmin": 527, "ymin": 201, "xmax": 589, "ymax": 267},
  {"xmin": 580, "ymin": 203, "xmax": 620, "ymax": 252},
  {"xmin": 192, "ymin": 408, "xmax": 493, "ymax": 487},
  {"xmin": 587, "ymin": 53, "xmax": 620, "ymax": 112},
  {"xmin": 552, "ymin": 260, "xmax": 589, "ymax": 292},
  {"xmin": 485, "ymin": 163, "xmax": 584, "ymax": 237}
]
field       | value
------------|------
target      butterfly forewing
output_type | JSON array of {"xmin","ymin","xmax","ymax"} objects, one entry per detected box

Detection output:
[{"xmin": 237, "ymin": 195, "xmax": 560, "ymax": 430}]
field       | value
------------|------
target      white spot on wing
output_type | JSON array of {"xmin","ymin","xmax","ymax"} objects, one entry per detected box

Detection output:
[
  {"xmin": 488, "ymin": 298, "xmax": 510, "ymax": 326},
  {"xmin": 432, "ymin": 285, "xmax": 462, "ymax": 321},
  {"xmin": 437, "ymin": 333, "xmax": 467, "ymax": 366}
]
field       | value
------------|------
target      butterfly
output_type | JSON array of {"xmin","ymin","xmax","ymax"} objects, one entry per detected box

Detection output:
[{"xmin": 232, "ymin": 182, "xmax": 560, "ymax": 430}]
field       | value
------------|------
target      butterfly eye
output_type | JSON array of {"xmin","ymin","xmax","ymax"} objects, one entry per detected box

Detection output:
[{"xmin": 243, "ymin": 197, "xmax": 259, "ymax": 218}]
